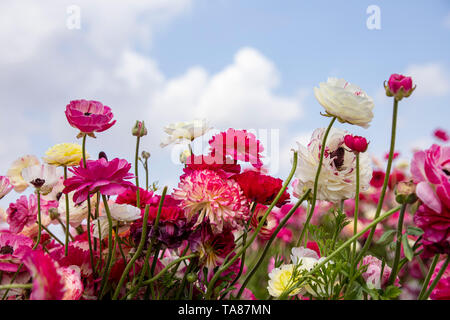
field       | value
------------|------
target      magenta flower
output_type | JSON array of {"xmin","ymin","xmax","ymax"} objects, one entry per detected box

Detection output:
[
  {"xmin": 6, "ymin": 195, "xmax": 38, "ymax": 234},
  {"xmin": 344, "ymin": 134, "xmax": 369, "ymax": 153},
  {"xmin": 411, "ymin": 144, "xmax": 450, "ymax": 213},
  {"xmin": 63, "ymin": 158, "xmax": 134, "ymax": 204},
  {"xmin": 0, "ymin": 231, "xmax": 33, "ymax": 272},
  {"xmin": 385, "ymin": 73, "xmax": 415, "ymax": 100},
  {"xmin": 0, "ymin": 176, "xmax": 13, "ymax": 199},
  {"xmin": 429, "ymin": 260, "xmax": 450, "ymax": 300},
  {"xmin": 21, "ymin": 248, "xmax": 66, "ymax": 300},
  {"xmin": 65, "ymin": 100, "xmax": 116, "ymax": 138}
]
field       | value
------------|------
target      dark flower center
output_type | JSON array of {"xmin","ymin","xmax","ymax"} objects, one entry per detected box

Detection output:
[
  {"xmin": 31, "ymin": 178, "xmax": 45, "ymax": 188},
  {"xmin": 443, "ymin": 169, "xmax": 450, "ymax": 176},
  {"xmin": 330, "ymin": 147, "xmax": 345, "ymax": 170},
  {"xmin": 0, "ymin": 245, "xmax": 14, "ymax": 255},
  {"xmin": 84, "ymin": 112, "xmax": 92, "ymax": 116}
]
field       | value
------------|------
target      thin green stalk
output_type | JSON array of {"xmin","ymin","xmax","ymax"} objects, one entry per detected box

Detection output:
[
  {"xmin": 55, "ymin": 216, "xmax": 74, "ymax": 241},
  {"xmin": 140, "ymin": 254, "xmax": 198, "ymax": 286},
  {"xmin": 34, "ymin": 190, "xmax": 42, "ymax": 250},
  {"xmin": 0, "ymin": 284, "xmax": 32, "ymax": 290},
  {"xmin": 356, "ymin": 98, "xmax": 399, "ymax": 263},
  {"xmin": 98, "ymin": 195, "xmax": 115, "ymax": 298},
  {"xmin": 205, "ymin": 150, "xmax": 299, "ymax": 299},
  {"xmin": 135, "ymin": 135, "xmax": 141, "ymax": 208},
  {"xmin": 236, "ymin": 189, "xmax": 311, "ymax": 299},
  {"xmin": 145, "ymin": 158, "xmax": 149, "ymax": 191},
  {"xmin": 279, "ymin": 205, "xmax": 402, "ymax": 300},
  {"xmin": 418, "ymin": 254, "xmax": 440, "ymax": 300},
  {"xmin": 387, "ymin": 203, "xmax": 408, "ymax": 285},
  {"xmin": 351, "ymin": 153, "xmax": 360, "ymax": 263},
  {"xmin": 421, "ymin": 255, "xmax": 450, "ymax": 300},
  {"xmin": 63, "ymin": 166, "xmax": 70, "ymax": 256},
  {"xmin": 39, "ymin": 223, "xmax": 64, "ymax": 245},
  {"xmin": 296, "ymin": 116, "xmax": 336, "ymax": 247}
]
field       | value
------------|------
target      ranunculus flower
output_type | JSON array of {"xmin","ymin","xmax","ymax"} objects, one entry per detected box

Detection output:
[
  {"xmin": 370, "ymin": 170, "xmax": 386, "ymax": 188},
  {"xmin": 173, "ymin": 169, "xmax": 249, "ymax": 234},
  {"xmin": 57, "ymin": 191, "xmax": 97, "ymax": 228},
  {"xmin": 115, "ymin": 186, "xmax": 155, "ymax": 211},
  {"xmin": 65, "ymin": 100, "xmax": 116, "ymax": 138},
  {"xmin": 385, "ymin": 74, "xmax": 415, "ymax": 100},
  {"xmin": 43, "ymin": 143, "xmax": 87, "ymax": 167},
  {"xmin": 314, "ymin": 78, "xmax": 374, "ymax": 128},
  {"xmin": 344, "ymin": 135, "xmax": 369, "ymax": 153},
  {"xmin": 250, "ymin": 204, "xmax": 278, "ymax": 240},
  {"xmin": 0, "ymin": 176, "xmax": 13, "ymax": 200},
  {"xmin": 411, "ymin": 144, "xmax": 450, "ymax": 213},
  {"xmin": 209, "ymin": 128, "xmax": 264, "ymax": 168},
  {"xmin": 267, "ymin": 264, "xmax": 302, "ymax": 298},
  {"xmin": 433, "ymin": 128, "xmax": 449, "ymax": 142},
  {"xmin": 294, "ymin": 128, "xmax": 373, "ymax": 203},
  {"xmin": 359, "ymin": 255, "xmax": 399, "ymax": 290},
  {"xmin": 429, "ymin": 260, "xmax": 450, "ymax": 300},
  {"xmin": 92, "ymin": 203, "xmax": 140, "ymax": 239},
  {"xmin": 21, "ymin": 164, "xmax": 60, "ymax": 195},
  {"xmin": 7, "ymin": 155, "xmax": 40, "ymax": 193},
  {"xmin": 230, "ymin": 170, "xmax": 290, "ymax": 207},
  {"xmin": 183, "ymin": 154, "xmax": 241, "ymax": 179},
  {"xmin": 0, "ymin": 231, "xmax": 33, "ymax": 272},
  {"xmin": 62, "ymin": 158, "xmax": 134, "ymax": 204},
  {"xmin": 388, "ymin": 169, "xmax": 406, "ymax": 190},
  {"xmin": 6, "ymin": 195, "xmax": 38, "ymax": 234},
  {"xmin": 160, "ymin": 119, "xmax": 211, "ymax": 147}
]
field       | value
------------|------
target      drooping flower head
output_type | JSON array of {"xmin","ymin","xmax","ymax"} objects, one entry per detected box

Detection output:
[
  {"xmin": 43, "ymin": 143, "xmax": 87, "ymax": 167},
  {"xmin": 314, "ymin": 78, "xmax": 374, "ymax": 128},
  {"xmin": 231, "ymin": 171, "xmax": 290, "ymax": 207},
  {"xmin": 173, "ymin": 169, "xmax": 249, "ymax": 234},
  {"xmin": 0, "ymin": 176, "xmax": 13, "ymax": 200},
  {"xmin": 7, "ymin": 155, "xmax": 40, "ymax": 193},
  {"xmin": 160, "ymin": 119, "xmax": 211, "ymax": 147},
  {"xmin": 209, "ymin": 128, "xmax": 264, "ymax": 168},
  {"xmin": 63, "ymin": 158, "xmax": 134, "ymax": 204},
  {"xmin": 65, "ymin": 100, "xmax": 116, "ymax": 138},
  {"xmin": 294, "ymin": 127, "xmax": 373, "ymax": 203}
]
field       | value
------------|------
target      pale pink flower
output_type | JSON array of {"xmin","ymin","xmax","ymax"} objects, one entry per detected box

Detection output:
[
  {"xmin": 0, "ymin": 176, "xmax": 13, "ymax": 199},
  {"xmin": 60, "ymin": 266, "xmax": 84, "ymax": 300},
  {"xmin": 173, "ymin": 169, "xmax": 249, "ymax": 233},
  {"xmin": 360, "ymin": 255, "xmax": 399, "ymax": 290}
]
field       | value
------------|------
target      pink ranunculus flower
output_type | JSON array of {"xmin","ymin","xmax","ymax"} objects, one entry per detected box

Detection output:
[
  {"xmin": 209, "ymin": 128, "xmax": 264, "ymax": 168},
  {"xmin": 344, "ymin": 134, "xmax": 369, "ymax": 153},
  {"xmin": 0, "ymin": 176, "xmax": 13, "ymax": 199},
  {"xmin": 429, "ymin": 260, "xmax": 450, "ymax": 300},
  {"xmin": 385, "ymin": 74, "xmax": 415, "ymax": 100},
  {"xmin": 21, "ymin": 248, "xmax": 66, "ymax": 300},
  {"xmin": 63, "ymin": 158, "xmax": 135, "ymax": 204},
  {"xmin": 359, "ymin": 255, "xmax": 399, "ymax": 290},
  {"xmin": 411, "ymin": 144, "xmax": 450, "ymax": 214},
  {"xmin": 60, "ymin": 265, "xmax": 84, "ymax": 300},
  {"xmin": 173, "ymin": 169, "xmax": 249, "ymax": 234},
  {"xmin": 6, "ymin": 195, "xmax": 38, "ymax": 234},
  {"xmin": 0, "ymin": 231, "xmax": 33, "ymax": 272},
  {"xmin": 65, "ymin": 100, "xmax": 116, "ymax": 138}
]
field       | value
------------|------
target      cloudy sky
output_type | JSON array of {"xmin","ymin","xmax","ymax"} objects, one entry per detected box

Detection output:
[{"xmin": 0, "ymin": 0, "xmax": 449, "ymax": 202}]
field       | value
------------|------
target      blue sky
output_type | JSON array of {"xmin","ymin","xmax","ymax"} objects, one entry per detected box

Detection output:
[{"xmin": 0, "ymin": 0, "xmax": 449, "ymax": 206}]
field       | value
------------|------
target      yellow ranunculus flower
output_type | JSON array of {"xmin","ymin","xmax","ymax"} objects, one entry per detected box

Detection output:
[
  {"xmin": 43, "ymin": 143, "xmax": 87, "ymax": 167},
  {"xmin": 267, "ymin": 264, "xmax": 304, "ymax": 298}
]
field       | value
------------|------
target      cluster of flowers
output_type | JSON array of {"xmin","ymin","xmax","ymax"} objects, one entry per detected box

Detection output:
[{"xmin": 0, "ymin": 74, "xmax": 448, "ymax": 300}]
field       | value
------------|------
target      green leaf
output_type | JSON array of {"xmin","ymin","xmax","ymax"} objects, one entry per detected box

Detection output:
[
  {"xmin": 383, "ymin": 285, "xmax": 402, "ymax": 299},
  {"xmin": 402, "ymin": 234, "xmax": 414, "ymax": 261},
  {"xmin": 406, "ymin": 226, "xmax": 424, "ymax": 237},
  {"xmin": 377, "ymin": 230, "xmax": 396, "ymax": 245}
]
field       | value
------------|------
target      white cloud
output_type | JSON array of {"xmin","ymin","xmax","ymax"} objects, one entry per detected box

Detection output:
[{"xmin": 405, "ymin": 62, "xmax": 450, "ymax": 97}]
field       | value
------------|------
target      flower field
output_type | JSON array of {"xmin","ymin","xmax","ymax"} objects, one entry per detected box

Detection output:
[{"xmin": 0, "ymin": 74, "xmax": 449, "ymax": 301}]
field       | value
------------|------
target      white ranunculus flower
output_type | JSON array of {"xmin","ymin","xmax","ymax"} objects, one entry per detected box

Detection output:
[
  {"xmin": 293, "ymin": 127, "xmax": 372, "ymax": 203},
  {"xmin": 107, "ymin": 203, "xmax": 141, "ymax": 222},
  {"xmin": 160, "ymin": 119, "xmax": 212, "ymax": 147},
  {"xmin": 314, "ymin": 78, "xmax": 374, "ymax": 128},
  {"xmin": 267, "ymin": 264, "xmax": 304, "ymax": 298},
  {"xmin": 57, "ymin": 191, "xmax": 97, "ymax": 227},
  {"xmin": 92, "ymin": 216, "xmax": 117, "ymax": 239},
  {"xmin": 21, "ymin": 164, "xmax": 60, "ymax": 195}
]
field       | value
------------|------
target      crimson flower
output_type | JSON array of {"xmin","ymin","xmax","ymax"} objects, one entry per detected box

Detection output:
[
  {"xmin": 344, "ymin": 135, "xmax": 369, "ymax": 153},
  {"xmin": 63, "ymin": 158, "xmax": 134, "ymax": 204}
]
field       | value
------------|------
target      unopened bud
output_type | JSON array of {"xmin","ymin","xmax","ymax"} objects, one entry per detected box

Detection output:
[
  {"xmin": 395, "ymin": 180, "xmax": 418, "ymax": 204},
  {"xmin": 132, "ymin": 121, "xmax": 148, "ymax": 137},
  {"xmin": 141, "ymin": 151, "xmax": 151, "ymax": 160},
  {"xmin": 179, "ymin": 149, "xmax": 192, "ymax": 164},
  {"xmin": 186, "ymin": 272, "xmax": 197, "ymax": 283}
]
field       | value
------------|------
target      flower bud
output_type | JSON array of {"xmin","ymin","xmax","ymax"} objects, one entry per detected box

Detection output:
[
  {"xmin": 132, "ymin": 121, "xmax": 148, "ymax": 137},
  {"xmin": 49, "ymin": 208, "xmax": 60, "ymax": 220},
  {"xmin": 395, "ymin": 180, "xmax": 418, "ymax": 204},
  {"xmin": 344, "ymin": 135, "xmax": 369, "ymax": 153},
  {"xmin": 384, "ymin": 74, "xmax": 416, "ymax": 101},
  {"xmin": 179, "ymin": 149, "xmax": 192, "ymax": 164},
  {"xmin": 186, "ymin": 272, "xmax": 197, "ymax": 283},
  {"xmin": 141, "ymin": 151, "xmax": 151, "ymax": 160}
]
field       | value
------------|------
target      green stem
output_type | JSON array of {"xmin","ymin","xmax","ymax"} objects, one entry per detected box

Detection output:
[
  {"xmin": 98, "ymin": 195, "xmax": 115, "ymax": 298},
  {"xmin": 279, "ymin": 205, "xmax": 402, "ymax": 299},
  {"xmin": 205, "ymin": 150, "xmax": 299, "ymax": 299},
  {"xmin": 34, "ymin": 190, "xmax": 42, "ymax": 250},
  {"xmin": 418, "ymin": 254, "xmax": 440, "ymax": 300},
  {"xmin": 236, "ymin": 189, "xmax": 311, "ymax": 299},
  {"xmin": 387, "ymin": 203, "xmax": 408, "ymax": 285},
  {"xmin": 0, "ymin": 284, "xmax": 32, "ymax": 290},
  {"xmin": 140, "ymin": 254, "xmax": 198, "ymax": 286},
  {"xmin": 421, "ymin": 255, "xmax": 450, "ymax": 300},
  {"xmin": 356, "ymin": 98, "xmax": 399, "ymax": 263},
  {"xmin": 352, "ymin": 153, "xmax": 360, "ymax": 263},
  {"xmin": 296, "ymin": 116, "xmax": 336, "ymax": 247},
  {"xmin": 135, "ymin": 135, "xmax": 141, "ymax": 208},
  {"xmin": 39, "ymin": 223, "xmax": 64, "ymax": 245},
  {"xmin": 63, "ymin": 166, "xmax": 70, "ymax": 256}
]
